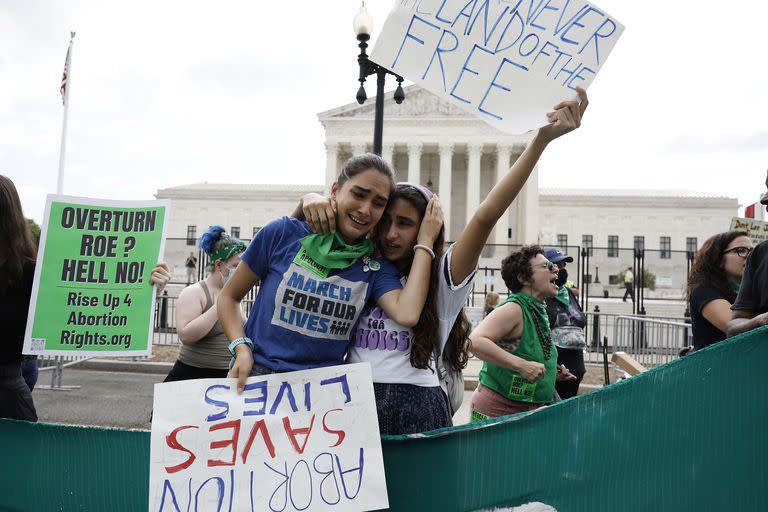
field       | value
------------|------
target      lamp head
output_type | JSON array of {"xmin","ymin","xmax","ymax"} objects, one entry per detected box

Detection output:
[{"xmin": 353, "ymin": 3, "xmax": 374, "ymax": 37}]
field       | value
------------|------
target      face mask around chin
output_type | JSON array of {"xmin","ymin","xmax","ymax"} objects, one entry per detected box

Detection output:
[
  {"xmin": 556, "ymin": 268, "xmax": 568, "ymax": 287},
  {"xmin": 220, "ymin": 269, "xmax": 232, "ymax": 285}
]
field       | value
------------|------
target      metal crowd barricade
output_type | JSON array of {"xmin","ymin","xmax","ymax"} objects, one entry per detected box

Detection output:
[
  {"xmin": 610, "ymin": 315, "xmax": 691, "ymax": 367},
  {"xmin": 152, "ymin": 295, "xmax": 255, "ymax": 346},
  {"xmin": 36, "ymin": 355, "xmax": 86, "ymax": 390},
  {"xmin": 583, "ymin": 311, "xmax": 690, "ymax": 367}
]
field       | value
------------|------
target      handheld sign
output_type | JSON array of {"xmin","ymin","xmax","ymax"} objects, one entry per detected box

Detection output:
[
  {"xmin": 149, "ymin": 364, "xmax": 389, "ymax": 512},
  {"xmin": 370, "ymin": 0, "xmax": 624, "ymax": 134},
  {"xmin": 23, "ymin": 195, "xmax": 169, "ymax": 357},
  {"xmin": 730, "ymin": 217, "xmax": 768, "ymax": 245}
]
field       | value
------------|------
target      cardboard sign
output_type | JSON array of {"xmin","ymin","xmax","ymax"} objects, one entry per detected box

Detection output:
[
  {"xmin": 149, "ymin": 364, "xmax": 389, "ymax": 512},
  {"xmin": 371, "ymin": 0, "xmax": 624, "ymax": 134},
  {"xmin": 730, "ymin": 217, "xmax": 768, "ymax": 245},
  {"xmin": 23, "ymin": 195, "xmax": 169, "ymax": 357}
]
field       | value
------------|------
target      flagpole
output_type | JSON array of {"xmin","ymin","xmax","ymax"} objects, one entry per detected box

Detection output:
[
  {"xmin": 50, "ymin": 32, "xmax": 79, "ymax": 392},
  {"xmin": 57, "ymin": 31, "xmax": 75, "ymax": 195}
]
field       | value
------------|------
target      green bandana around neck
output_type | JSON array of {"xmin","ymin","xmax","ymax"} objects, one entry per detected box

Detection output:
[
  {"xmin": 554, "ymin": 285, "xmax": 571, "ymax": 307},
  {"xmin": 295, "ymin": 231, "xmax": 373, "ymax": 278},
  {"xmin": 728, "ymin": 278, "xmax": 742, "ymax": 294},
  {"xmin": 513, "ymin": 291, "xmax": 551, "ymax": 338}
]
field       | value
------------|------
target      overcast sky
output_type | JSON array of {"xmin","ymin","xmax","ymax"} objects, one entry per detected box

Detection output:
[{"xmin": 2, "ymin": 0, "xmax": 767, "ymax": 224}]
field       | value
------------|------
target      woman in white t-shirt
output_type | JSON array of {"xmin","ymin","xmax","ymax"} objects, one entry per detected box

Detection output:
[{"xmin": 302, "ymin": 88, "xmax": 589, "ymax": 434}]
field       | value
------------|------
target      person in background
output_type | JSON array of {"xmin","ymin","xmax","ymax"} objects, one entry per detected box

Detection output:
[
  {"xmin": 469, "ymin": 245, "xmax": 576, "ymax": 420},
  {"xmin": 0, "ymin": 175, "xmax": 39, "ymax": 420},
  {"xmin": 687, "ymin": 231, "xmax": 752, "ymax": 349},
  {"xmin": 622, "ymin": 266, "xmax": 635, "ymax": 302},
  {"xmin": 185, "ymin": 251, "xmax": 198, "ymax": 286},
  {"xmin": 484, "ymin": 291, "xmax": 500, "ymax": 317},
  {"xmin": 727, "ymin": 176, "xmax": 768, "ymax": 337},
  {"xmin": 544, "ymin": 247, "xmax": 587, "ymax": 399},
  {"xmin": 164, "ymin": 226, "xmax": 246, "ymax": 382}
]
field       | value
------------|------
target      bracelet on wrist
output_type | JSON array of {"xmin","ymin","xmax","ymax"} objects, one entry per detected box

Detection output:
[
  {"xmin": 413, "ymin": 244, "xmax": 435, "ymax": 259},
  {"xmin": 228, "ymin": 336, "xmax": 254, "ymax": 356}
]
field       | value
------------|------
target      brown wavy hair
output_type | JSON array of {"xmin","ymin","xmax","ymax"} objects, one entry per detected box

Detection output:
[
  {"xmin": 0, "ymin": 176, "xmax": 37, "ymax": 291},
  {"xmin": 377, "ymin": 185, "xmax": 471, "ymax": 372},
  {"xmin": 501, "ymin": 245, "xmax": 545, "ymax": 292},
  {"xmin": 686, "ymin": 231, "xmax": 748, "ymax": 303}
]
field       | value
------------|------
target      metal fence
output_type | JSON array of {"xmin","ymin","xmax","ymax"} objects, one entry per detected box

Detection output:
[
  {"xmin": 150, "ymin": 295, "xmax": 691, "ymax": 369},
  {"xmin": 582, "ymin": 311, "xmax": 691, "ymax": 367},
  {"xmin": 152, "ymin": 295, "xmax": 255, "ymax": 346}
]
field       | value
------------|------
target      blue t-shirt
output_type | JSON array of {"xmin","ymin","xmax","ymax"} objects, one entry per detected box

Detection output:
[{"xmin": 241, "ymin": 216, "xmax": 402, "ymax": 371}]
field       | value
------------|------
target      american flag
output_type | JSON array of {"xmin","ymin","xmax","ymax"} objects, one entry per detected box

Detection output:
[{"xmin": 60, "ymin": 45, "xmax": 71, "ymax": 105}]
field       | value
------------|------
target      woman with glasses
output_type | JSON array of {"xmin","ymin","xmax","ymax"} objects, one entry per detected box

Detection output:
[
  {"xmin": 686, "ymin": 231, "xmax": 752, "ymax": 350},
  {"xmin": 469, "ymin": 246, "xmax": 576, "ymax": 420},
  {"xmin": 163, "ymin": 225, "xmax": 246, "ymax": 382}
]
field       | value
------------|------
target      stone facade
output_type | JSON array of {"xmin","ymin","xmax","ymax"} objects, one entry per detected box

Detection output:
[{"xmin": 154, "ymin": 87, "xmax": 739, "ymax": 296}]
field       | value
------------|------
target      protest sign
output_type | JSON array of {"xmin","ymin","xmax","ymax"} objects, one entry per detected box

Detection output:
[
  {"xmin": 149, "ymin": 363, "xmax": 388, "ymax": 512},
  {"xmin": 370, "ymin": 0, "xmax": 624, "ymax": 134},
  {"xmin": 23, "ymin": 195, "xmax": 169, "ymax": 357},
  {"xmin": 730, "ymin": 217, "xmax": 768, "ymax": 245}
]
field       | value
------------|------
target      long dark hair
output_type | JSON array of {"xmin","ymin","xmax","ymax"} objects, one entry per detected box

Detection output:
[
  {"xmin": 380, "ymin": 185, "xmax": 471, "ymax": 372},
  {"xmin": 686, "ymin": 231, "xmax": 748, "ymax": 303},
  {"xmin": 0, "ymin": 175, "xmax": 37, "ymax": 291}
]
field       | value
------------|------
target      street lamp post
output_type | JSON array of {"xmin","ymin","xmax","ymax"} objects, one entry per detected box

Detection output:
[{"xmin": 353, "ymin": 3, "xmax": 405, "ymax": 156}]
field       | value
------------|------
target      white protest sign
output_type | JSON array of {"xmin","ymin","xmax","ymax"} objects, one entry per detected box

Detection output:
[
  {"xmin": 149, "ymin": 364, "xmax": 388, "ymax": 512},
  {"xmin": 730, "ymin": 217, "xmax": 768, "ymax": 245},
  {"xmin": 370, "ymin": 0, "xmax": 624, "ymax": 134}
]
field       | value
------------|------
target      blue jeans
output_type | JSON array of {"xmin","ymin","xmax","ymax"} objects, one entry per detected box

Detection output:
[{"xmin": 21, "ymin": 356, "xmax": 38, "ymax": 392}]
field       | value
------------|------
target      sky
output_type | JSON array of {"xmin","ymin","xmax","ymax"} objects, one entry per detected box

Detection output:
[{"xmin": 2, "ymin": 0, "xmax": 767, "ymax": 224}]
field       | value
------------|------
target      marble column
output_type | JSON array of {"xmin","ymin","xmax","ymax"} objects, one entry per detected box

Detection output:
[
  {"xmin": 407, "ymin": 142, "xmax": 423, "ymax": 184},
  {"xmin": 324, "ymin": 142, "xmax": 339, "ymax": 195},
  {"xmin": 466, "ymin": 143, "xmax": 483, "ymax": 230},
  {"xmin": 438, "ymin": 142, "xmax": 454, "ymax": 239},
  {"xmin": 495, "ymin": 144, "xmax": 512, "ymax": 246},
  {"xmin": 351, "ymin": 142, "xmax": 367, "ymax": 157},
  {"xmin": 382, "ymin": 143, "xmax": 395, "ymax": 166},
  {"xmin": 522, "ymin": 164, "xmax": 540, "ymax": 243}
]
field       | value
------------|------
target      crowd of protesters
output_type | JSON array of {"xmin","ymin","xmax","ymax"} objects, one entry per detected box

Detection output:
[{"xmin": 4, "ymin": 94, "xmax": 767, "ymax": 435}]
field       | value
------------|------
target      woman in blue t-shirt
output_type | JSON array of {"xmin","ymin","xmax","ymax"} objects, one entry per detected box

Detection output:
[
  {"xmin": 218, "ymin": 153, "xmax": 442, "ymax": 392},
  {"xmin": 300, "ymin": 87, "xmax": 590, "ymax": 434}
]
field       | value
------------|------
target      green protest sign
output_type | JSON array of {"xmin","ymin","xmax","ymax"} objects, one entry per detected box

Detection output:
[{"xmin": 23, "ymin": 195, "xmax": 169, "ymax": 357}]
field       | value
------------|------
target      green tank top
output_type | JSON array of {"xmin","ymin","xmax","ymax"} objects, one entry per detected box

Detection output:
[{"xmin": 477, "ymin": 292, "xmax": 558, "ymax": 404}]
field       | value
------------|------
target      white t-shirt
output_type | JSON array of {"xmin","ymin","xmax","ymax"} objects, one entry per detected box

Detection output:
[{"xmin": 347, "ymin": 244, "xmax": 476, "ymax": 386}]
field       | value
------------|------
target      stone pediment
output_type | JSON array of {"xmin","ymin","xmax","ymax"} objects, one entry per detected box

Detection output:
[{"xmin": 318, "ymin": 85, "xmax": 473, "ymax": 120}]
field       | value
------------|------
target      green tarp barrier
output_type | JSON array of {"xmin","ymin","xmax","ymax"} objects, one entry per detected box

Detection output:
[{"xmin": 2, "ymin": 327, "xmax": 766, "ymax": 511}]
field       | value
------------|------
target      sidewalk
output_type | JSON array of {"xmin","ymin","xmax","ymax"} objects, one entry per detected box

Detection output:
[{"xmin": 31, "ymin": 358, "xmax": 617, "ymax": 430}]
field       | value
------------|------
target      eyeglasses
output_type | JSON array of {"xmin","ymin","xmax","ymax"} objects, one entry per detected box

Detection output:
[
  {"xmin": 531, "ymin": 261, "xmax": 558, "ymax": 272},
  {"xmin": 723, "ymin": 246, "xmax": 752, "ymax": 258}
]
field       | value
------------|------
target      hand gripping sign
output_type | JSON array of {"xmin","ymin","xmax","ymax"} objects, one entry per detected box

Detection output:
[
  {"xmin": 23, "ymin": 195, "xmax": 169, "ymax": 357},
  {"xmin": 370, "ymin": 0, "xmax": 624, "ymax": 134},
  {"xmin": 149, "ymin": 363, "xmax": 389, "ymax": 512}
]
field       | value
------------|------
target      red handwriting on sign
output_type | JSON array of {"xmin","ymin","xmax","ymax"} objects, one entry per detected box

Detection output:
[
  {"xmin": 164, "ymin": 425, "xmax": 198, "ymax": 474},
  {"xmin": 164, "ymin": 410, "xmax": 348, "ymax": 473}
]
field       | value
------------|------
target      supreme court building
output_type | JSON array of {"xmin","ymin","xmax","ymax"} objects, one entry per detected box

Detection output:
[{"xmin": 157, "ymin": 86, "xmax": 738, "ymax": 293}]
